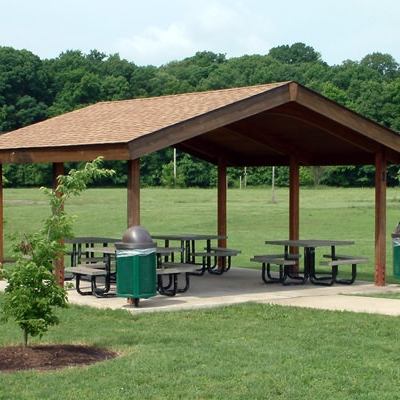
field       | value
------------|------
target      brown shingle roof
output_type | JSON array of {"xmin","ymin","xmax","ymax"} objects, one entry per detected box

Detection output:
[
  {"xmin": 0, "ymin": 81, "xmax": 400, "ymax": 166},
  {"xmin": 0, "ymin": 82, "xmax": 288, "ymax": 149}
]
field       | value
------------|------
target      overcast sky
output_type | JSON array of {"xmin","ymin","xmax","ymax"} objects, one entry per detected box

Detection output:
[{"xmin": 1, "ymin": 0, "xmax": 399, "ymax": 66}]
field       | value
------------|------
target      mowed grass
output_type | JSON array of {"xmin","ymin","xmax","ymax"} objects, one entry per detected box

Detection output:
[
  {"xmin": 1, "ymin": 301, "xmax": 400, "ymax": 400},
  {"xmin": 4, "ymin": 186, "xmax": 400, "ymax": 283},
  {"xmin": 2, "ymin": 187, "xmax": 400, "ymax": 399}
]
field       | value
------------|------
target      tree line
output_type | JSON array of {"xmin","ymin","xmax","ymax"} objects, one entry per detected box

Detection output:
[{"xmin": 1, "ymin": 43, "xmax": 400, "ymax": 188}]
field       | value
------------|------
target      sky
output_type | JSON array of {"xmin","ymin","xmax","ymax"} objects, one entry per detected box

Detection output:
[{"xmin": 1, "ymin": 0, "xmax": 400, "ymax": 66}]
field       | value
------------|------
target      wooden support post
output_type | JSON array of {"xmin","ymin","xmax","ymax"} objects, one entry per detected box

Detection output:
[
  {"xmin": 217, "ymin": 159, "xmax": 227, "ymax": 271},
  {"xmin": 375, "ymin": 151, "xmax": 386, "ymax": 286},
  {"xmin": 217, "ymin": 159, "xmax": 227, "ymax": 249},
  {"xmin": 126, "ymin": 159, "xmax": 141, "ymax": 305},
  {"xmin": 289, "ymin": 156, "xmax": 300, "ymax": 270},
  {"xmin": 127, "ymin": 159, "xmax": 140, "ymax": 228},
  {"xmin": 289, "ymin": 156, "xmax": 300, "ymax": 241},
  {"xmin": 53, "ymin": 162, "xmax": 65, "ymax": 286}
]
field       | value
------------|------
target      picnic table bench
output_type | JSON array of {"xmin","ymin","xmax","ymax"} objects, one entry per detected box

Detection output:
[
  {"xmin": 157, "ymin": 262, "xmax": 201, "ymax": 296},
  {"xmin": 64, "ymin": 265, "xmax": 110, "ymax": 296},
  {"xmin": 250, "ymin": 254, "xmax": 300, "ymax": 284},
  {"xmin": 193, "ymin": 247, "xmax": 241, "ymax": 274},
  {"xmin": 318, "ymin": 254, "xmax": 370, "ymax": 285}
]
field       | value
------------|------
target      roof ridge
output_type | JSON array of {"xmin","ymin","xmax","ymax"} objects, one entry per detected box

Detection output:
[{"xmin": 95, "ymin": 81, "xmax": 293, "ymax": 106}]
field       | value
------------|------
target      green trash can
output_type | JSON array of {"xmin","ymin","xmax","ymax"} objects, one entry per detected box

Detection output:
[
  {"xmin": 116, "ymin": 226, "xmax": 157, "ymax": 306},
  {"xmin": 392, "ymin": 222, "xmax": 400, "ymax": 279}
]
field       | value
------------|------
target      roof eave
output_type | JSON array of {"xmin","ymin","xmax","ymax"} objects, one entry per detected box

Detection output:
[{"xmin": 0, "ymin": 143, "xmax": 131, "ymax": 164}]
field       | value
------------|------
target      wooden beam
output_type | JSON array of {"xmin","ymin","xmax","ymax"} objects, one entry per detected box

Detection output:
[
  {"xmin": 271, "ymin": 106, "xmax": 380, "ymax": 154},
  {"xmin": 375, "ymin": 150, "xmax": 387, "ymax": 286},
  {"xmin": 0, "ymin": 144, "xmax": 131, "ymax": 164},
  {"xmin": 294, "ymin": 84, "xmax": 400, "ymax": 152},
  {"xmin": 127, "ymin": 84, "xmax": 294, "ymax": 160},
  {"xmin": 127, "ymin": 159, "xmax": 140, "ymax": 227},
  {"xmin": 311, "ymin": 152, "xmax": 376, "ymax": 166},
  {"xmin": 53, "ymin": 162, "xmax": 65, "ymax": 286},
  {"xmin": 232, "ymin": 120, "xmax": 316, "ymax": 166},
  {"xmin": 177, "ymin": 134, "xmax": 241, "ymax": 166},
  {"xmin": 230, "ymin": 120, "xmax": 299, "ymax": 156},
  {"xmin": 242, "ymin": 153, "xmax": 375, "ymax": 167}
]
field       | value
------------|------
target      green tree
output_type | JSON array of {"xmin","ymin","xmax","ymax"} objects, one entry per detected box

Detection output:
[
  {"xmin": 268, "ymin": 42, "xmax": 322, "ymax": 64},
  {"xmin": 198, "ymin": 54, "xmax": 275, "ymax": 90},
  {"xmin": 381, "ymin": 78, "xmax": 400, "ymax": 132},
  {"xmin": 100, "ymin": 75, "xmax": 131, "ymax": 100},
  {"xmin": 130, "ymin": 65, "xmax": 159, "ymax": 97},
  {"xmin": 179, "ymin": 154, "xmax": 216, "ymax": 188},
  {"xmin": 360, "ymin": 52, "xmax": 399, "ymax": 79},
  {"xmin": 161, "ymin": 160, "xmax": 185, "ymax": 187},
  {"xmin": 1, "ymin": 157, "xmax": 115, "ymax": 347},
  {"xmin": 322, "ymin": 82, "xmax": 356, "ymax": 109},
  {"xmin": 162, "ymin": 51, "xmax": 227, "ymax": 91},
  {"xmin": 1, "ymin": 44, "xmax": 400, "ymax": 188},
  {"xmin": 1, "ymin": 261, "xmax": 67, "ymax": 348},
  {"xmin": 45, "ymin": 50, "xmax": 105, "ymax": 116},
  {"xmin": 2, "ymin": 163, "xmax": 53, "ymax": 187},
  {"xmin": 140, "ymin": 149, "xmax": 173, "ymax": 187},
  {"xmin": 352, "ymin": 80, "xmax": 385, "ymax": 123},
  {"xmin": 0, "ymin": 46, "xmax": 49, "ymax": 132}
]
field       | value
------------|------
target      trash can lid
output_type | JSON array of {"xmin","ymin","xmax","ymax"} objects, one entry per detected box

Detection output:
[{"xmin": 115, "ymin": 226, "xmax": 157, "ymax": 249}]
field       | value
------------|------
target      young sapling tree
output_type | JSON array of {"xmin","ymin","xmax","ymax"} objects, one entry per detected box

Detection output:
[{"xmin": 0, "ymin": 157, "xmax": 115, "ymax": 347}]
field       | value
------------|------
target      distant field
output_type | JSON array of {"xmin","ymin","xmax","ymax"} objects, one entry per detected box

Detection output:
[{"xmin": 4, "ymin": 186, "xmax": 400, "ymax": 283}]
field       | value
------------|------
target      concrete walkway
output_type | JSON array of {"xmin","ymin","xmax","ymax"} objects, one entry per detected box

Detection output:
[
  {"xmin": 2, "ymin": 268, "xmax": 400, "ymax": 315},
  {"xmin": 44, "ymin": 268, "xmax": 400, "ymax": 315}
]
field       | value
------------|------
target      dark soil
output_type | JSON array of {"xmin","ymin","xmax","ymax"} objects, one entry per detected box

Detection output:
[{"xmin": 0, "ymin": 344, "xmax": 118, "ymax": 373}]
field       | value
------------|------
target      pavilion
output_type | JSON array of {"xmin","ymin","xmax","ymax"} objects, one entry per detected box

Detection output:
[{"xmin": 0, "ymin": 81, "xmax": 399, "ymax": 285}]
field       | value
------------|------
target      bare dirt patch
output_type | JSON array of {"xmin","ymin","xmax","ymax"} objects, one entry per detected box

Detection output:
[{"xmin": 0, "ymin": 344, "xmax": 118, "ymax": 374}]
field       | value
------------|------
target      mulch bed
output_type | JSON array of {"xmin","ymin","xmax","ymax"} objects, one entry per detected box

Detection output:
[{"xmin": 0, "ymin": 344, "xmax": 118, "ymax": 373}]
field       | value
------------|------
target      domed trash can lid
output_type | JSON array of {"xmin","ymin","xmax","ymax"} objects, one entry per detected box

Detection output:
[
  {"xmin": 392, "ymin": 222, "xmax": 400, "ymax": 239},
  {"xmin": 115, "ymin": 226, "xmax": 157, "ymax": 249}
]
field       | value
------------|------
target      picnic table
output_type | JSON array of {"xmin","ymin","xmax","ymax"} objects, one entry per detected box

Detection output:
[
  {"xmin": 152, "ymin": 234, "xmax": 226, "ymax": 263},
  {"xmin": 64, "ymin": 238, "xmax": 118, "ymax": 297},
  {"xmin": 152, "ymin": 233, "xmax": 240, "ymax": 274},
  {"xmin": 253, "ymin": 239, "xmax": 368, "ymax": 286},
  {"xmin": 65, "ymin": 236, "xmax": 119, "ymax": 266},
  {"xmin": 65, "ymin": 237, "xmax": 198, "ymax": 298}
]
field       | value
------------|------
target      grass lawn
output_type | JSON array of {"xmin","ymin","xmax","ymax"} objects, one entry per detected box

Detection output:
[
  {"xmin": 355, "ymin": 292, "xmax": 400, "ymax": 299},
  {"xmin": 1, "ymin": 300, "xmax": 400, "ymax": 400},
  {"xmin": 4, "ymin": 186, "xmax": 400, "ymax": 283},
  {"xmin": 2, "ymin": 187, "xmax": 400, "ymax": 398}
]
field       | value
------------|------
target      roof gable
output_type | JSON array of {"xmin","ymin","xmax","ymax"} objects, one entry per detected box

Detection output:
[{"xmin": 0, "ymin": 81, "xmax": 399, "ymax": 165}]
